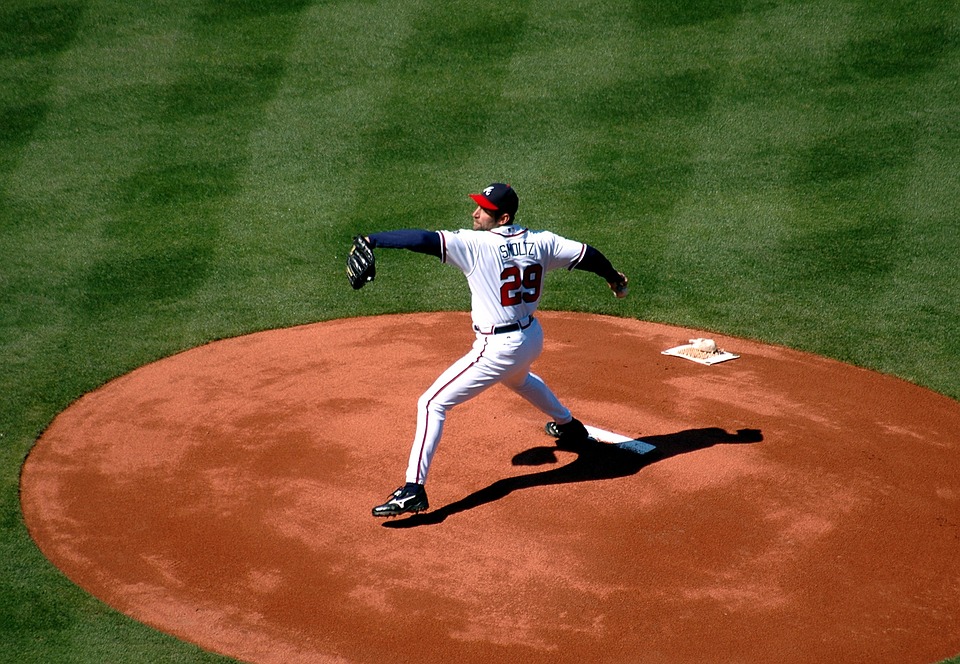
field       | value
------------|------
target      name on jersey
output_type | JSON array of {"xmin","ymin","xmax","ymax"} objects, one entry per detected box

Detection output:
[{"xmin": 499, "ymin": 241, "xmax": 536, "ymax": 261}]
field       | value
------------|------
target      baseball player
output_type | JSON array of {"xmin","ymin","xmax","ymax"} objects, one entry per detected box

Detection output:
[{"xmin": 362, "ymin": 183, "xmax": 628, "ymax": 517}]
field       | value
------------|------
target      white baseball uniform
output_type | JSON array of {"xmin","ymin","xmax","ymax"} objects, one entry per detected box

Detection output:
[{"xmin": 405, "ymin": 225, "xmax": 586, "ymax": 484}]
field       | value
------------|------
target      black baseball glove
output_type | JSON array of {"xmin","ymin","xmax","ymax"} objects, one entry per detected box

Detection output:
[{"xmin": 346, "ymin": 235, "xmax": 376, "ymax": 289}]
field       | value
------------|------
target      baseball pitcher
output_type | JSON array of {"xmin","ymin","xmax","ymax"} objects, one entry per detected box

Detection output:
[{"xmin": 348, "ymin": 183, "xmax": 628, "ymax": 517}]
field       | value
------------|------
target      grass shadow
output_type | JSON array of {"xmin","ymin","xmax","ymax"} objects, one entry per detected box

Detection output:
[{"xmin": 382, "ymin": 427, "xmax": 762, "ymax": 528}]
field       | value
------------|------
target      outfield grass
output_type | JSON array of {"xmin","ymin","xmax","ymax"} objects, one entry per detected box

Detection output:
[{"xmin": 2, "ymin": 0, "xmax": 959, "ymax": 662}]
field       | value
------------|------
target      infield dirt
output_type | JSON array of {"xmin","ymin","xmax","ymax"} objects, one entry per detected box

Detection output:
[{"xmin": 21, "ymin": 312, "xmax": 960, "ymax": 663}]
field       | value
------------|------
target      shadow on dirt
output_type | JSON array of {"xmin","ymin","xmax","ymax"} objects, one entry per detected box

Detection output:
[{"xmin": 382, "ymin": 427, "xmax": 762, "ymax": 528}]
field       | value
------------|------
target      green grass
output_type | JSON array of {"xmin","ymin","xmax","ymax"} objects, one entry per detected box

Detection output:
[{"xmin": 2, "ymin": 0, "xmax": 959, "ymax": 662}]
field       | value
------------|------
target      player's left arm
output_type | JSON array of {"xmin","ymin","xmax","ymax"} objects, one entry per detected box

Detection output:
[
  {"xmin": 573, "ymin": 245, "xmax": 629, "ymax": 298},
  {"xmin": 367, "ymin": 229, "xmax": 442, "ymax": 258}
]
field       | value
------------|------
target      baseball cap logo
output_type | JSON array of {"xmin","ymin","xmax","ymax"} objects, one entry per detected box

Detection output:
[{"xmin": 483, "ymin": 186, "xmax": 495, "ymax": 196}]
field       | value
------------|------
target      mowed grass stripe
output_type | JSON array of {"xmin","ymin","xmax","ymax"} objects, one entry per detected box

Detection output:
[
  {"xmin": 754, "ymin": 9, "xmax": 960, "ymax": 386},
  {"xmin": 344, "ymin": 3, "xmax": 532, "ymax": 216},
  {"xmin": 215, "ymin": 1, "xmax": 442, "ymax": 321},
  {"xmin": 654, "ymin": 2, "xmax": 911, "ymax": 333},
  {"xmin": 79, "ymin": 2, "xmax": 296, "ymax": 323},
  {"xmin": 0, "ymin": 1, "xmax": 173, "ymax": 426},
  {"xmin": 54, "ymin": 2, "xmax": 313, "ymax": 359}
]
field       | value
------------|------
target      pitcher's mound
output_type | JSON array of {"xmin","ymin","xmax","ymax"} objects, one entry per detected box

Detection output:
[{"xmin": 21, "ymin": 312, "xmax": 960, "ymax": 663}]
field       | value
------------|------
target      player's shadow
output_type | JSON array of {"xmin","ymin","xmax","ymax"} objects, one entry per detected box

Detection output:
[{"xmin": 382, "ymin": 426, "xmax": 762, "ymax": 528}]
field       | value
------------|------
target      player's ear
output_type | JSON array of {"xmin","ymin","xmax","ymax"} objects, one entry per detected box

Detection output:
[{"xmin": 497, "ymin": 213, "xmax": 511, "ymax": 226}]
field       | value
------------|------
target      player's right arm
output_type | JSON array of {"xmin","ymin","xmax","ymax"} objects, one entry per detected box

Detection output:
[
  {"xmin": 367, "ymin": 229, "xmax": 442, "ymax": 258},
  {"xmin": 574, "ymin": 245, "xmax": 629, "ymax": 298}
]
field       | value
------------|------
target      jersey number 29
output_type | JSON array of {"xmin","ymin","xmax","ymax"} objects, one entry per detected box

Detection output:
[{"xmin": 500, "ymin": 264, "xmax": 543, "ymax": 306}]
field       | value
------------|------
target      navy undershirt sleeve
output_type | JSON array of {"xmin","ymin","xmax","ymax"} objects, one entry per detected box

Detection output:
[
  {"xmin": 367, "ymin": 229, "xmax": 441, "ymax": 257},
  {"xmin": 574, "ymin": 245, "xmax": 621, "ymax": 283}
]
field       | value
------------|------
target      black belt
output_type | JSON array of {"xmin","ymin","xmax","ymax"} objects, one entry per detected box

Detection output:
[{"xmin": 475, "ymin": 316, "xmax": 534, "ymax": 335}]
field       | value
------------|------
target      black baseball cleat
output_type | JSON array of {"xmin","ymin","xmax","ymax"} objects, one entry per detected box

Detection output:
[
  {"xmin": 545, "ymin": 418, "xmax": 593, "ymax": 447},
  {"xmin": 372, "ymin": 483, "xmax": 429, "ymax": 517}
]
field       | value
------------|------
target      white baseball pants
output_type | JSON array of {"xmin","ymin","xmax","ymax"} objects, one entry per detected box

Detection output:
[{"xmin": 405, "ymin": 318, "xmax": 572, "ymax": 484}]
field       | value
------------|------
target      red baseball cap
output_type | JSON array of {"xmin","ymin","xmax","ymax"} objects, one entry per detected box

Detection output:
[{"xmin": 469, "ymin": 182, "xmax": 519, "ymax": 218}]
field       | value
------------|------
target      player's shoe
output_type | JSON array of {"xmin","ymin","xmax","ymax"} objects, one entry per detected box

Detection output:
[
  {"xmin": 372, "ymin": 483, "xmax": 429, "ymax": 517},
  {"xmin": 545, "ymin": 418, "xmax": 592, "ymax": 447}
]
